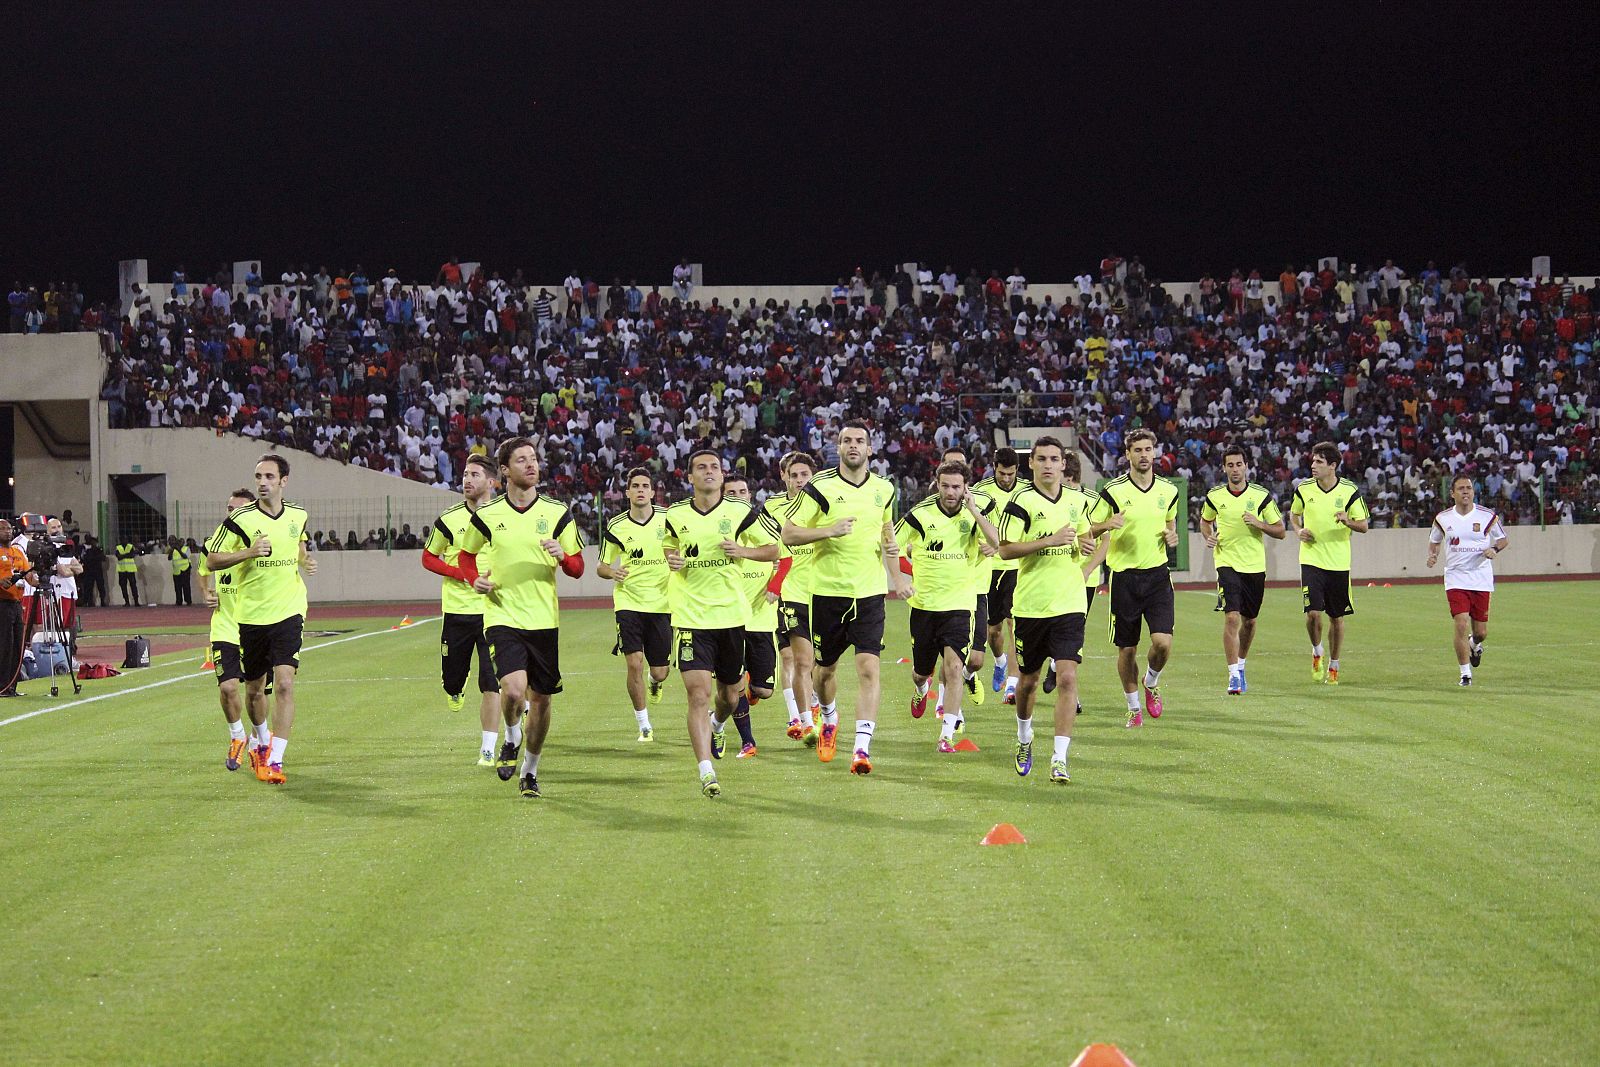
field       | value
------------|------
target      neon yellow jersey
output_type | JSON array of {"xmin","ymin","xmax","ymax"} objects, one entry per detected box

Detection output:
[
  {"xmin": 1290, "ymin": 477, "xmax": 1370, "ymax": 571},
  {"xmin": 739, "ymin": 556, "xmax": 780, "ymax": 633},
  {"xmin": 999, "ymin": 485, "xmax": 1091, "ymax": 617},
  {"xmin": 897, "ymin": 496, "xmax": 994, "ymax": 612},
  {"xmin": 662, "ymin": 496, "xmax": 780, "ymax": 630},
  {"xmin": 456, "ymin": 492, "xmax": 584, "ymax": 630},
  {"xmin": 763, "ymin": 493, "xmax": 814, "ymax": 602},
  {"xmin": 971, "ymin": 476, "xmax": 1030, "ymax": 572},
  {"xmin": 197, "ymin": 540, "xmax": 239, "ymax": 645},
  {"xmin": 425, "ymin": 501, "xmax": 489, "ymax": 616},
  {"xmin": 1201, "ymin": 483, "xmax": 1282, "ymax": 573},
  {"xmin": 783, "ymin": 467, "xmax": 896, "ymax": 598},
  {"xmin": 205, "ymin": 501, "xmax": 310, "ymax": 626},
  {"xmin": 1091, "ymin": 474, "xmax": 1180, "ymax": 572},
  {"xmin": 599, "ymin": 507, "xmax": 671, "ymax": 614}
]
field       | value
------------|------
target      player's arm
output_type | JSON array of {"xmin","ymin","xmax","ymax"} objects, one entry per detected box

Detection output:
[
  {"xmin": 893, "ymin": 513, "xmax": 921, "ymax": 598},
  {"xmin": 206, "ymin": 517, "xmax": 269, "ymax": 569},
  {"xmin": 1082, "ymin": 523, "xmax": 1110, "ymax": 580},
  {"xmin": 1248, "ymin": 497, "xmax": 1287, "ymax": 540},
  {"xmin": 1199, "ymin": 494, "xmax": 1219, "ymax": 548},
  {"xmin": 596, "ymin": 527, "xmax": 628, "ymax": 581},
  {"xmin": 967, "ymin": 492, "xmax": 1002, "ymax": 553},
  {"xmin": 542, "ymin": 509, "xmax": 585, "ymax": 577},
  {"xmin": 299, "ymin": 535, "xmax": 317, "ymax": 576},
  {"xmin": 1088, "ymin": 491, "xmax": 1121, "ymax": 536},
  {"xmin": 1426, "ymin": 517, "xmax": 1444, "ymax": 567},
  {"xmin": 1163, "ymin": 488, "xmax": 1180, "ymax": 547},
  {"xmin": 1335, "ymin": 492, "xmax": 1371, "ymax": 534},
  {"xmin": 1486, "ymin": 516, "xmax": 1508, "ymax": 557},
  {"xmin": 456, "ymin": 513, "xmax": 493, "ymax": 591},
  {"xmin": 998, "ymin": 500, "xmax": 1074, "ymax": 560},
  {"xmin": 724, "ymin": 508, "xmax": 780, "ymax": 564},
  {"xmin": 422, "ymin": 515, "xmax": 469, "ymax": 581},
  {"xmin": 781, "ymin": 487, "xmax": 850, "ymax": 545},
  {"xmin": 1289, "ymin": 489, "xmax": 1312, "ymax": 543}
]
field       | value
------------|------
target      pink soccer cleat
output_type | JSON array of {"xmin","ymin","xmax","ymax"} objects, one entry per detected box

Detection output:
[{"xmin": 1144, "ymin": 685, "xmax": 1163, "ymax": 719}]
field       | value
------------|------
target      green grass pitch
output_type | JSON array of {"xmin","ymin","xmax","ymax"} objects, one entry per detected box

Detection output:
[{"xmin": 3, "ymin": 582, "xmax": 1596, "ymax": 1066}]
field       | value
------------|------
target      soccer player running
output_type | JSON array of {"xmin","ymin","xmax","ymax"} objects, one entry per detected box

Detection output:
[
  {"xmin": 1199, "ymin": 444, "xmax": 1286, "ymax": 695},
  {"xmin": 1089, "ymin": 429, "xmax": 1181, "ymax": 727},
  {"xmin": 782, "ymin": 420, "xmax": 899, "ymax": 774},
  {"xmin": 723, "ymin": 472, "xmax": 779, "ymax": 758},
  {"xmin": 198, "ymin": 487, "xmax": 270, "ymax": 774},
  {"xmin": 973, "ymin": 448, "xmax": 1030, "ymax": 704},
  {"xmin": 663, "ymin": 450, "xmax": 781, "ymax": 796},
  {"xmin": 1288, "ymin": 441, "xmax": 1370, "ymax": 686},
  {"xmin": 765, "ymin": 452, "xmax": 823, "ymax": 745},
  {"xmin": 597, "ymin": 467, "xmax": 671, "ymax": 741},
  {"xmin": 456, "ymin": 437, "xmax": 586, "ymax": 798},
  {"xmin": 1046, "ymin": 467, "xmax": 1110, "ymax": 705},
  {"xmin": 204, "ymin": 455, "xmax": 317, "ymax": 784},
  {"xmin": 896, "ymin": 460, "xmax": 1000, "ymax": 751},
  {"xmin": 998, "ymin": 437, "xmax": 1093, "ymax": 782},
  {"xmin": 421, "ymin": 454, "xmax": 503, "ymax": 765},
  {"xmin": 1427, "ymin": 474, "xmax": 1508, "ymax": 686},
  {"xmin": 925, "ymin": 446, "xmax": 989, "ymax": 726}
]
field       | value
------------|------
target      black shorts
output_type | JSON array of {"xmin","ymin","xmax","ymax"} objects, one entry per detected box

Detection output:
[
  {"xmin": 909, "ymin": 607, "xmax": 973, "ymax": 677},
  {"xmin": 239, "ymin": 615, "xmax": 303, "ymax": 681},
  {"xmin": 1301, "ymin": 565, "xmax": 1354, "ymax": 618},
  {"xmin": 676, "ymin": 626, "xmax": 745, "ymax": 685},
  {"xmin": 613, "ymin": 609, "xmax": 671, "ymax": 668},
  {"xmin": 971, "ymin": 593, "xmax": 989, "ymax": 652},
  {"xmin": 778, "ymin": 600, "xmax": 811, "ymax": 645},
  {"xmin": 1014, "ymin": 613, "xmax": 1086, "ymax": 675},
  {"xmin": 811, "ymin": 594, "xmax": 886, "ymax": 667},
  {"xmin": 1216, "ymin": 567, "xmax": 1267, "ymax": 619},
  {"xmin": 987, "ymin": 569, "xmax": 1017, "ymax": 624},
  {"xmin": 744, "ymin": 629, "xmax": 777, "ymax": 691},
  {"xmin": 211, "ymin": 641, "xmax": 244, "ymax": 685},
  {"xmin": 1108, "ymin": 567, "xmax": 1175, "ymax": 647},
  {"xmin": 442, "ymin": 612, "xmax": 499, "ymax": 695},
  {"xmin": 485, "ymin": 625, "xmax": 563, "ymax": 695}
]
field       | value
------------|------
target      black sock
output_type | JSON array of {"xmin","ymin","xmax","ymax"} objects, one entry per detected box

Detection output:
[{"xmin": 732, "ymin": 697, "xmax": 756, "ymax": 746}]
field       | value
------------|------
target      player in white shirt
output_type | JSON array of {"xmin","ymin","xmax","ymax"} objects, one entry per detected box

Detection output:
[{"xmin": 1426, "ymin": 474, "xmax": 1508, "ymax": 686}]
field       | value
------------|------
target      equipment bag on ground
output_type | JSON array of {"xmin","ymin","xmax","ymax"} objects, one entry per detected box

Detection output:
[{"xmin": 122, "ymin": 636, "xmax": 151, "ymax": 669}]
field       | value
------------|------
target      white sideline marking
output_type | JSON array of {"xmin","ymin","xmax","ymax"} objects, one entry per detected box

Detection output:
[{"xmin": 0, "ymin": 619, "xmax": 440, "ymax": 730}]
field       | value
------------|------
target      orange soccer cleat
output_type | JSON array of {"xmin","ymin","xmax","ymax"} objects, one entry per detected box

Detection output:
[
  {"xmin": 225, "ymin": 738, "xmax": 247, "ymax": 772},
  {"xmin": 817, "ymin": 722, "xmax": 838, "ymax": 762},
  {"xmin": 249, "ymin": 744, "xmax": 271, "ymax": 781},
  {"xmin": 849, "ymin": 750, "xmax": 873, "ymax": 775},
  {"xmin": 786, "ymin": 719, "xmax": 804, "ymax": 740},
  {"xmin": 265, "ymin": 762, "xmax": 286, "ymax": 785}
]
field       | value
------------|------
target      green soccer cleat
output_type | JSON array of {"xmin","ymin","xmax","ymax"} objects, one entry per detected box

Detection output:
[
  {"xmin": 710, "ymin": 729, "xmax": 726, "ymax": 760},
  {"xmin": 966, "ymin": 673, "xmax": 985, "ymax": 706},
  {"xmin": 446, "ymin": 691, "xmax": 465, "ymax": 713},
  {"xmin": 1050, "ymin": 759, "xmax": 1070, "ymax": 783},
  {"xmin": 519, "ymin": 773, "xmax": 541, "ymax": 798},
  {"xmin": 1014, "ymin": 740, "xmax": 1033, "ymax": 777},
  {"xmin": 649, "ymin": 678, "xmax": 665, "ymax": 705},
  {"xmin": 637, "ymin": 726, "xmax": 654, "ymax": 743},
  {"xmin": 477, "ymin": 749, "xmax": 495, "ymax": 767},
  {"xmin": 700, "ymin": 771, "xmax": 721, "ymax": 798}
]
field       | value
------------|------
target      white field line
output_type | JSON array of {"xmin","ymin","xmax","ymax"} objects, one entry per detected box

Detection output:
[{"xmin": 0, "ymin": 618, "xmax": 440, "ymax": 730}]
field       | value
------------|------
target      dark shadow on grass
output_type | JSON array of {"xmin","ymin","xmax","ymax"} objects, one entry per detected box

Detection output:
[
  {"xmin": 1172, "ymin": 722, "xmax": 1426, "ymax": 746},
  {"xmin": 280, "ymin": 772, "xmax": 425, "ymax": 818}
]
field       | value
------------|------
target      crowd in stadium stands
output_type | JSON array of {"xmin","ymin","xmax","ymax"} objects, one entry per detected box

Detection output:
[{"xmin": 72, "ymin": 256, "xmax": 1599, "ymax": 538}]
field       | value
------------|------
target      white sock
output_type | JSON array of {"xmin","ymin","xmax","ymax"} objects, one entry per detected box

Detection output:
[
  {"xmin": 1125, "ymin": 690, "xmax": 1141, "ymax": 712},
  {"xmin": 1005, "ymin": 675, "xmax": 1018, "ymax": 692},
  {"xmin": 783, "ymin": 688, "xmax": 799, "ymax": 718},
  {"xmin": 1228, "ymin": 661, "xmax": 1242, "ymax": 678},
  {"xmin": 268, "ymin": 735, "xmax": 287, "ymax": 765},
  {"xmin": 963, "ymin": 668, "xmax": 975, "ymax": 683},
  {"xmin": 1312, "ymin": 643, "xmax": 1325, "ymax": 657},
  {"xmin": 1053, "ymin": 735, "xmax": 1071, "ymax": 761},
  {"xmin": 1017, "ymin": 716, "xmax": 1033, "ymax": 743},
  {"xmin": 1144, "ymin": 667, "xmax": 1162, "ymax": 689},
  {"xmin": 506, "ymin": 721, "xmax": 523, "ymax": 746},
  {"xmin": 520, "ymin": 750, "xmax": 540, "ymax": 777},
  {"xmin": 915, "ymin": 678, "xmax": 930, "ymax": 697},
  {"xmin": 254, "ymin": 723, "xmax": 271, "ymax": 746},
  {"xmin": 1330, "ymin": 659, "xmax": 1340, "ymax": 671},
  {"xmin": 1237, "ymin": 657, "xmax": 1248, "ymax": 669},
  {"xmin": 1460, "ymin": 664, "xmax": 1472, "ymax": 678},
  {"xmin": 995, "ymin": 653, "xmax": 1008, "ymax": 673},
  {"xmin": 940, "ymin": 715, "xmax": 956, "ymax": 739},
  {"xmin": 936, "ymin": 682, "xmax": 946, "ymax": 707},
  {"xmin": 821, "ymin": 701, "xmax": 838, "ymax": 726},
  {"xmin": 799, "ymin": 706, "xmax": 815, "ymax": 728},
  {"xmin": 481, "ymin": 729, "xmax": 498, "ymax": 752},
  {"xmin": 854, "ymin": 720, "xmax": 875, "ymax": 754},
  {"xmin": 711, "ymin": 713, "xmax": 726, "ymax": 735},
  {"xmin": 698, "ymin": 759, "xmax": 714, "ymax": 777},
  {"xmin": 634, "ymin": 708, "xmax": 650, "ymax": 728},
  {"xmin": 228, "ymin": 720, "xmax": 247, "ymax": 741}
]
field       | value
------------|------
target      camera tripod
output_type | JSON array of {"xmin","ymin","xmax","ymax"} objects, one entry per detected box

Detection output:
[{"xmin": 28, "ymin": 587, "xmax": 82, "ymax": 697}]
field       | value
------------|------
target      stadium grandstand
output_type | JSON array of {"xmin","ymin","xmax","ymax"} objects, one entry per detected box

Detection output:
[{"xmin": 8, "ymin": 256, "xmax": 1597, "ymax": 549}]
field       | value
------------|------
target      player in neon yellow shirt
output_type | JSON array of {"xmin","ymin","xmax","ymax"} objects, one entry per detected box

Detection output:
[
  {"xmin": 205, "ymin": 454, "xmax": 317, "ymax": 784},
  {"xmin": 197, "ymin": 487, "xmax": 269, "ymax": 774},
  {"xmin": 782, "ymin": 420, "xmax": 899, "ymax": 774},
  {"xmin": 1089, "ymin": 429, "xmax": 1181, "ymax": 727},
  {"xmin": 1200, "ymin": 444, "xmax": 1286, "ymax": 695},
  {"xmin": 422, "ymin": 454, "xmax": 504, "ymax": 765},
  {"xmin": 895, "ymin": 460, "xmax": 1000, "ymax": 750},
  {"xmin": 972, "ymin": 447, "xmax": 1031, "ymax": 702},
  {"xmin": 724, "ymin": 471, "xmax": 778, "ymax": 758},
  {"xmin": 664, "ymin": 450, "xmax": 781, "ymax": 797},
  {"xmin": 457, "ymin": 437, "xmax": 586, "ymax": 798},
  {"xmin": 598, "ymin": 467, "xmax": 671, "ymax": 742},
  {"xmin": 1288, "ymin": 441, "xmax": 1370, "ymax": 685},
  {"xmin": 766, "ymin": 452, "xmax": 823, "ymax": 745}
]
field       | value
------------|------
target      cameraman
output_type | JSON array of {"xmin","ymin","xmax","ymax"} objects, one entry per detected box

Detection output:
[
  {"xmin": 45, "ymin": 517, "xmax": 83, "ymax": 644},
  {"xmin": 0, "ymin": 517, "xmax": 40, "ymax": 697}
]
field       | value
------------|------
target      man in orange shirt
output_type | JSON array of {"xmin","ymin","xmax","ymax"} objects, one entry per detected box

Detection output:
[{"xmin": 0, "ymin": 517, "xmax": 40, "ymax": 697}]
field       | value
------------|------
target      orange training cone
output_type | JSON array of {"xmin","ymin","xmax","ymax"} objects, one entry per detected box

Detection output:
[
  {"xmin": 1070, "ymin": 1044, "xmax": 1138, "ymax": 1067},
  {"xmin": 953, "ymin": 737, "xmax": 980, "ymax": 752},
  {"xmin": 894, "ymin": 656, "xmax": 909, "ymax": 664},
  {"xmin": 201, "ymin": 657, "xmax": 214, "ymax": 670},
  {"xmin": 400, "ymin": 615, "xmax": 413, "ymax": 626},
  {"xmin": 981, "ymin": 823, "xmax": 1026, "ymax": 846}
]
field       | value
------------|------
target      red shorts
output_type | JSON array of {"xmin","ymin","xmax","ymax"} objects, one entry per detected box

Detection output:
[{"xmin": 1446, "ymin": 588, "xmax": 1491, "ymax": 622}]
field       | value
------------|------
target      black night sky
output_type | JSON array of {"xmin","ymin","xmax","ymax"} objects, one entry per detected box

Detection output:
[{"xmin": 3, "ymin": 4, "xmax": 1595, "ymax": 299}]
